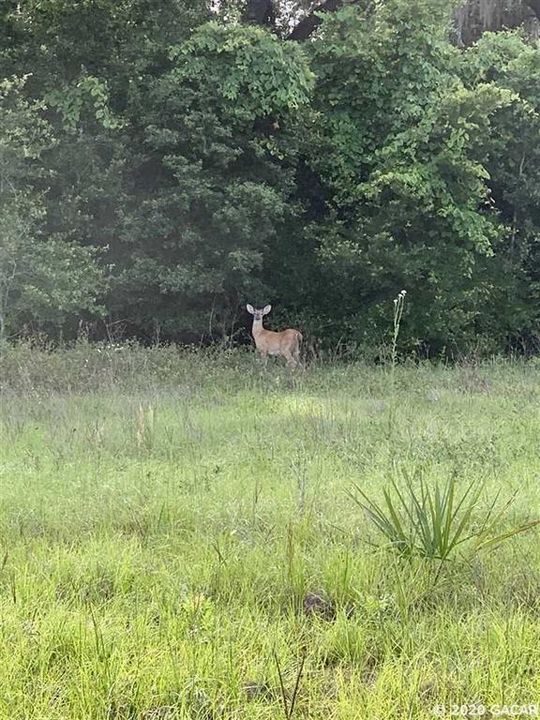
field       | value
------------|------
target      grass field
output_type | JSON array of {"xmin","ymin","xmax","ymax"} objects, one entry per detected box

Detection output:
[{"xmin": 0, "ymin": 344, "xmax": 539, "ymax": 719}]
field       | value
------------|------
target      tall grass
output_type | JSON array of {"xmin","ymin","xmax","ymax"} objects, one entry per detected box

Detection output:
[{"xmin": 0, "ymin": 343, "xmax": 539, "ymax": 718}]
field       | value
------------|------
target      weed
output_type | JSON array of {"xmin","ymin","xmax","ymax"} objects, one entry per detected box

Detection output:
[{"xmin": 349, "ymin": 470, "xmax": 539, "ymax": 563}]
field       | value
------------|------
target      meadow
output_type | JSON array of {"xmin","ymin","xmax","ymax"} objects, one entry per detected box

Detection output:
[{"xmin": 0, "ymin": 343, "xmax": 539, "ymax": 719}]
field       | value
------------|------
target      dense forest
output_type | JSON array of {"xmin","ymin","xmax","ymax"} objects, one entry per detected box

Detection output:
[{"xmin": 1, "ymin": 0, "xmax": 539, "ymax": 355}]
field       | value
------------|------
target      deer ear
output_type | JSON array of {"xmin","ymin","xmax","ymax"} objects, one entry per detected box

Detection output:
[
  {"xmin": 263, "ymin": 304, "xmax": 272, "ymax": 315},
  {"xmin": 246, "ymin": 304, "xmax": 254, "ymax": 314}
]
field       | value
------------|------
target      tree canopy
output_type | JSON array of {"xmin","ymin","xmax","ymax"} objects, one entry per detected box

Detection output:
[{"xmin": 0, "ymin": 0, "xmax": 539, "ymax": 354}]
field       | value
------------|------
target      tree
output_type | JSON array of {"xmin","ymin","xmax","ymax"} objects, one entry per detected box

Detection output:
[
  {"xmin": 0, "ymin": 77, "xmax": 105, "ymax": 341},
  {"xmin": 110, "ymin": 21, "xmax": 313, "ymax": 339},
  {"xmin": 460, "ymin": 32, "xmax": 540, "ymax": 347},
  {"xmin": 237, "ymin": 0, "xmax": 540, "ymax": 43},
  {"xmin": 0, "ymin": 0, "xmax": 538, "ymax": 353},
  {"xmin": 278, "ymin": 0, "xmax": 537, "ymax": 352}
]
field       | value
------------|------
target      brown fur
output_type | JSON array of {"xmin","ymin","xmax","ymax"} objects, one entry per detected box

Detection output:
[{"xmin": 247, "ymin": 304, "xmax": 302, "ymax": 369}]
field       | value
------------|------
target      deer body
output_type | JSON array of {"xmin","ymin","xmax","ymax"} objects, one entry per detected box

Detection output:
[{"xmin": 246, "ymin": 304, "xmax": 302, "ymax": 368}]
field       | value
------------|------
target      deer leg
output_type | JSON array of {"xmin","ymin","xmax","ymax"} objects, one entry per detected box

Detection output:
[
  {"xmin": 285, "ymin": 352, "xmax": 297, "ymax": 370},
  {"xmin": 285, "ymin": 343, "xmax": 302, "ymax": 370}
]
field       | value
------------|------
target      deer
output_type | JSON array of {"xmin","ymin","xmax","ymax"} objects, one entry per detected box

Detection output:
[{"xmin": 246, "ymin": 304, "xmax": 302, "ymax": 369}]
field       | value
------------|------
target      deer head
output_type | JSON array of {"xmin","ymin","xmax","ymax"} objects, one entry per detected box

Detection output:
[{"xmin": 246, "ymin": 304, "xmax": 271, "ymax": 322}]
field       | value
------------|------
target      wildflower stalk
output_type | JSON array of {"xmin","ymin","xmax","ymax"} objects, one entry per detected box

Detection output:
[
  {"xmin": 388, "ymin": 290, "xmax": 407, "ymax": 465},
  {"xmin": 391, "ymin": 290, "xmax": 407, "ymax": 377}
]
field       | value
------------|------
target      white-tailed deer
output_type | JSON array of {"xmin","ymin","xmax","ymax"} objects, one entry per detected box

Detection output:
[{"xmin": 246, "ymin": 304, "xmax": 302, "ymax": 369}]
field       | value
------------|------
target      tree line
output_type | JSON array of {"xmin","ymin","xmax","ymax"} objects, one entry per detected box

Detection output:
[{"xmin": 1, "ymin": 0, "xmax": 539, "ymax": 355}]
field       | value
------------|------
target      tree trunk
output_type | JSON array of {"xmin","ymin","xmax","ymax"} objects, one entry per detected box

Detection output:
[
  {"xmin": 525, "ymin": 0, "xmax": 540, "ymax": 18},
  {"xmin": 243, "ymin": 0, "xmax": 276, "ymax": 27},
  {"xmin": 241, "ymin": 0, "xmax": 540, "ymax": 44},
  {"xmin": 288, "ymin": 0, "xmax": 347, "ymax": 41},
  {"xmin": 453, "ymin": 0, "xmax": 539, "ymax": 46}
]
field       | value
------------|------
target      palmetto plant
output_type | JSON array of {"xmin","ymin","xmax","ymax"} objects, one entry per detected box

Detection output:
[{"xmin": 350, "ymin": 472, "xmax": 539, "ymax": 561}]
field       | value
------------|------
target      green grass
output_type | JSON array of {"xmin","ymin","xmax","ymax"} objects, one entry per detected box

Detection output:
[{"xmin": 0, "ymin": 344, "xmax": 539, "ymax": 719}]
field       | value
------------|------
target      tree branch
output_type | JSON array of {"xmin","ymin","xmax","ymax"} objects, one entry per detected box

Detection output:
[
  {"xmin": 288, "ymin": 0, "xmax": 346, "ymax": 41},
  {"xmin": 241, "ymin": 0, "xmax": 540, "ymax": 44},
  {"xmin": 524, "ymin": 0, "xmax": 540, "ymax": 19}
]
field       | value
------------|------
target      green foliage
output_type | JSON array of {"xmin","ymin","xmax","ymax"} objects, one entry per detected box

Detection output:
[
  {"xmin": 350, "ymin": 472, "xmax": 539, "ymax": 561},
  {"xmin": 169, "ymin": 22, "xmax": 314, "ymax": 114},
  {"xmin": 112, "ymin": 22, "xmax": 313, "ymax": 337},
  {"xmin": 459, "ymin": 32, "xmax": 540, "ymax": 347},
  {"xmin": 0, "ymin": 77, "xmax": 106, "ymax": 340},
  {"xmin": 7, "ymin": 238, "xmax": 107, "ymax": 327},
  {"xmin": 0, "ymin": 0, "xmax": 539, "ymax": 352},
  {"xmin": 295, "ymin": 0, "xmax": 538, "ymax": 352},
  {"xmin": 45, "ymin": 74, "xmax": 123, "ymax": 132}
]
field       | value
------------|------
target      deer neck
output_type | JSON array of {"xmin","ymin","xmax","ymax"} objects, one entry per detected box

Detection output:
[{"xmin": 251, "ymin": 317, "xmax": 265, "ymax": 338}]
